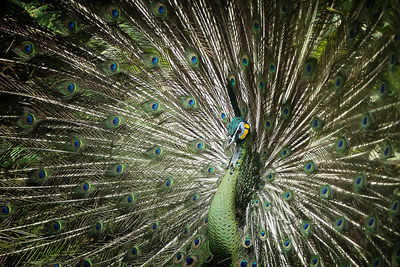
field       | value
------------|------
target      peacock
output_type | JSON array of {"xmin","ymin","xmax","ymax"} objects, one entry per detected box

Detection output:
[{"xmin": 1, "ymin": 0, "xmax": 400, "ymax": 266}]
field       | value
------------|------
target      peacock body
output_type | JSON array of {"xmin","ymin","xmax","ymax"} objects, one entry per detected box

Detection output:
[{"xmin": 1, "ymin": 0, "xmax": 400, "ymax": 266}]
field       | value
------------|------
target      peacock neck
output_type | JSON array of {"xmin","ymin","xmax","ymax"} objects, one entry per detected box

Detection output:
[{"xmin": 208, "ymin": 141, "xmax": 249, "ymax": 264}]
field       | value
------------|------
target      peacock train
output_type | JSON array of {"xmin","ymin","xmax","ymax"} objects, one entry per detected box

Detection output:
[{"xmin": 0, "ymin": 0, "xmax": 400, "ymax": 266}]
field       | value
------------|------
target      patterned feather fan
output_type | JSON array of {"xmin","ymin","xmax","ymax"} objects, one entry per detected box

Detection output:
[{"xmin": 0, "ymin": 0, "xmax": 400, "ymax": 266}]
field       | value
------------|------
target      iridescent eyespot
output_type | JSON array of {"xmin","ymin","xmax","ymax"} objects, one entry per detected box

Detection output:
[
  {"xmin": 153, "ymin": 2, "xmax": 167, "ymax": 17},
  {"xmin": 103, "ymin": 115, "xmax": 123, "ymax": 129},
  {"xmin": 82, "ymin": 260, "xmax": 92, "ymax": 267},
  {"xmin": 337, "ymin": 78, "xmax": 342, "ymax": 87},
  {"xmin": 152, "ymin": 56, "xmax": 158, "ymax": 65},
  {"xmin": 83, "ymin": 183, "xmax": 89, "ymax": 191},
  {"xmin": 57, "ymin": 81, "xmax": 79, "ymax": 97},
  {"xmin": 252, "ymin": 19, "xmax": 261, "ymax": 35},
  {"xmin": 242, "ymin": 237, "xmax": 252, "ymax": 248},
  {"xmin": 192, "ymin": 237, "xmax": 201, "ymax": 249},
  {"xmin": 269, "ymin": 64, "xmax": 275, "ymax": 73},
  {"xmin": 282, "ymin": 190, "xmax": 293, "ymax": 201},
  {"xmin": 353, "ymin": 172, "xmax": 366, "ymax": 192},
  {"xmin": 151, "ymin": 102, "xmax": 158, "ymax": 110},
  {"xmin": 221, "ymin": 113, "xmax": 226, "ymax": 119},
  {"xmin": 184, "ymin": 256, "xmax": 198, "ymax": 266},
  {"xmin": 38, "ymin": 171, "xmax": 44, "ymax": 178},
  {"xmin": 110, "ymin": 63, "xmax": 118, "ymax": 72},
  {"xmin": 197, "ymin": 142, "xmax": 203, "ymax": 149},
  {"xmin": 283, "ymin": 108, "xmax": 289, "ymax": 115},
  {"xmin": 174, "ymin": 252, "xmax": 184, "ymax": 264},
  {"xmin": 21, "ymin": 41, "xmax": 34, "ymax": 55},
  {"xmin": 186, "ymin": 51, "xmax": 200, "ymax": 67},
  {"xmin": 241, "ymin": 55, "xmax": 249, "ymax": 68},
  {"xmin": 365, "ymin": 216, "xmax": 377, "ymax": 233},
  {"xmin": 73, "ymin": 139, "xmax": 81, "ymax": 148},
  {"xmin": 112, "ymin": 117, "xmax": 119, "ymax": 126},
  {"xmin": 240, "ymin": 260, "xmax": 248, "ymax": 267},
  {"xmin": 147, "ymin": 145, "xmax": 163, "ymax": 158},
  {"xmin": 126, "ymin": 246, "xmax": 140, "ymax": 259},
  {"xmin": 160, "ymin": 178, "xmax": 174, "ymax": 190},
  {"xmin": 335, "ymin": 137, "xmax": 348, "ymax": 153},
  {"xmin": 304, "ymin": 161, "xmax": 316, "ymax": 174},
  {"xmin": 281, "ymin": 104, "xmax": 291, "ymax": 118},
  {"xmin": 333, "ymin": 74, "xmax": 346, "ymax": 92},
  {"xmin": 111, "ymin": 8, "xmax": 119, "ymax": 18},
  {"xmin": 102, "ymin": 61, "xmax": 121, "ymax": 75},
  {"xmin": 310, "ymin": 255, "xmax": 320, "ymax": 266},
  {"xmin": 26, "ymin": 115, "xmax": 34, "ymax": 125},
  {"xmin": 49, "ymin": 220, "xmax": 63, "ymax": 234},
  {"xmin": 377, "ymin": 80, "xmax": 390, "ymax": 98},
  {"xmin": 310, "ymin": 117, "xmax": 323, "ymax": 131},
  {"xmin": 106, "ymin": 6, "xmax": 121, "ymax": 21},
  {"xmin": 18, "ymin": 113, "xmax": 37, "ymax": 129},
  {"xmin": 319, "ymin": 185, "xmax": 334, "ymax": 200},
  {"xmin": 300, "ymin": 220, "xmax": 312, "ymax": 237},
  {"xmin": 335, "ymin": 216, "xmax": 346, "ymax": 232},
  {"xmin": 280, "ymin": 147, "xmax": 291, "ymax": 159},
  {"xmin": 53, "ymin": 222, "xmax": 60, "ymax": 231},
  {"xmin": 346, "ymin": 24, "xmax": 359, "ymax": 45},
  {"xmin": 306, "ymin": 64, "xmax": 311, "ymax": 73},
  {"xmin": 1, "ymin": 205, "xmax": 11, "ymax": 216},
  {"xmin": 66, "ymin": 83, "xmax": 75, "ymax": 93},
  {"xmin": 304, "ymin": 58, "xmax": 317, "ymax": 76},
  {"xmin": 68, "ymin": 21, "xmax": 74, "ymax": 30},
  {"xmin": 122, "ymin": 193, "xmax": 135, "ymax": 207},
  {"xmin": 116, "ymin": 165, "xmax": 122, "ymax": 173},
  {"xmin": 254, "ymin": 22, "xmax": 259, "ymax": 30},
  {"xmin": 282, "ymin": 238, "xmax": 292, "ymax": 252},
  {"xmin": 94, "ymin": 222, "xmax": 103, "ymax": 231},
  {"xmin": 177, "ymin": 253, "xmax": 183, "ymax": 260}
]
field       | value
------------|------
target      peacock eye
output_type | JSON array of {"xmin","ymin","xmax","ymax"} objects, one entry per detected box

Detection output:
[
  {"xmin": 152, "ymin": 56, "xmax": 158, "ymax": 65},
  {"xmin": 20, "ymin": 41, "xmax": 34, "ymax": 55},
  {"xmin": 111, "ymin": 8, "xmax": 119, "ymax": 18},
  {"xmin": 154, "ymin": 2, "xmax": 166, "ymax": 16},
  {"xmin": 110, "ymin": 63, "xmax": 118, "ymax": 72},
  {"xmin": 67, "ymin": 20, "xmax": 75, "ymax": 31},
  {"xmin": 254, "ymin": 22, "xmax": 259, "ymax": 30}
]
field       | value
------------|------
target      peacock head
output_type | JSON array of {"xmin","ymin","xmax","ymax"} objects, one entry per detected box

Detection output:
[{"xmin": 227, "ymin": 116, "xmax": 250, "ymax": 147}]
